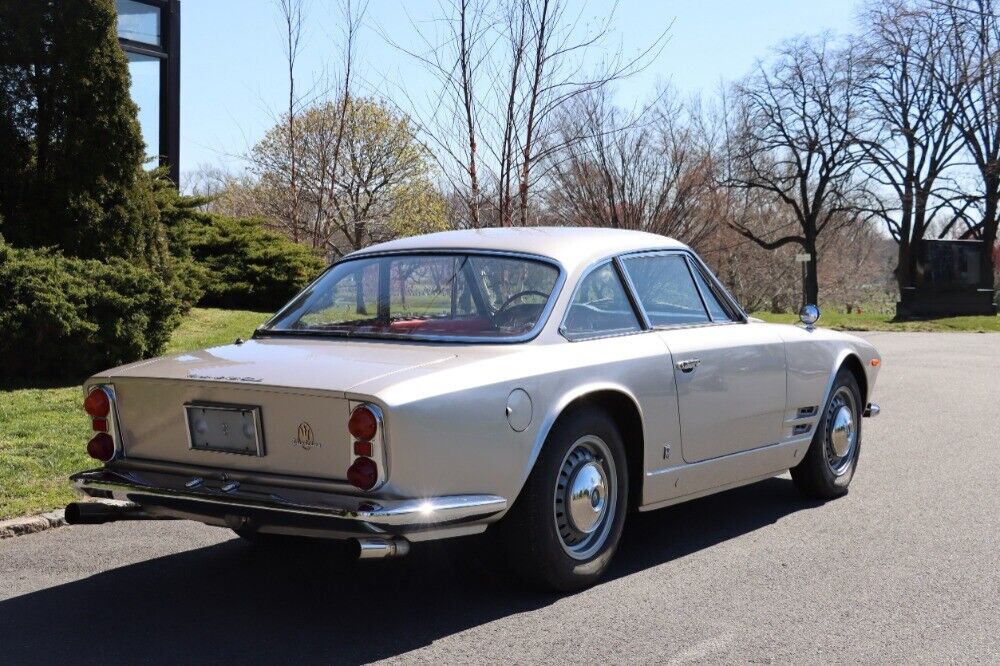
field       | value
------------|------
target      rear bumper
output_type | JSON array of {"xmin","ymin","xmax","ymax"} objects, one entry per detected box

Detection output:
[{"xmin": 70, "ymin": 467, "xmax": 507, "ymax": 540}]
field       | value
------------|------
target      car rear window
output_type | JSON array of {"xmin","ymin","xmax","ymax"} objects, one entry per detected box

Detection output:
[{"xmin": 262, "ymin": 253, "xmax": 560, "ymax": 341}]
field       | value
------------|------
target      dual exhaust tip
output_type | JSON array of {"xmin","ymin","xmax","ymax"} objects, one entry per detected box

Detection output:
[{"xmin": 64, "ymin": 502, "xmax": 411, "ymax": 559}]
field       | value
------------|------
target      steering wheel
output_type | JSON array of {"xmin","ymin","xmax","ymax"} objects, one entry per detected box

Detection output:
[{"xmin": 492, "ymin": 290, "xmax": 549, "ymax": 328}]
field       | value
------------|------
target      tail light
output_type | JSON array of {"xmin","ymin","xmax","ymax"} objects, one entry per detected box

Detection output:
[
  {"xmin": 87, "ymin": 433, "xmax": 115, "ymax": 462},
  {"xmin": 84, "ymin": 387, "xmax": 110, "ymax": 417},
  {"xmin": 348, "ymin": 405, "xmax": 378, "ymax": 441},
  {"xmin": 84, "ymin": 385, "xmax": 118, "ymax": 462},
  {"xmin": 346, "ymin": 402, "xmax": 384, "ymax": 491},
  {"xmin": 346, "ymin": 457, "xmax": 378, "ymax": 490}
]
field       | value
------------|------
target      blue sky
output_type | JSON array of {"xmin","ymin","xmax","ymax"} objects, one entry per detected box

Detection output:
[{"xmin": 178, "ymin": 0, "xmax": 858, "ymax": 182}]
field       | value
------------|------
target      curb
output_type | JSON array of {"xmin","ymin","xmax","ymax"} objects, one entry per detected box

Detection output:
[{"xmin": 0, "ymin": 510, "xmax": 66, "ymax": 540}]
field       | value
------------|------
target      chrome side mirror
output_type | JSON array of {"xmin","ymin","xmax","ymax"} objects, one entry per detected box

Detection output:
[{"xmin": 799, "ymin": 304, "xmax": 820, "ymax": 327}]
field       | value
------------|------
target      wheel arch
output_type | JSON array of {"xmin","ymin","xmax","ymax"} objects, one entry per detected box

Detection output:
[
  {"xmin": 817, "ymin": 350, "xmax": 868, "ymax": 414},
  {"xmin": 840, "ymin": 353, "xmax": 868, "ymax": 403},
  {"xmin": 520, "ymin": 384, "xmax": 645, "ymax": 510}
]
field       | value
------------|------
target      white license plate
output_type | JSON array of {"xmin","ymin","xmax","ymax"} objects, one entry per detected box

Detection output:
[{"xmin": 184, "ymin": 403, "xmax": 264, "ymax": 456}]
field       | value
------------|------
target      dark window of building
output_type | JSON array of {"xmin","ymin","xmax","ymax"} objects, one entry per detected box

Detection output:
[{"xmin": 116, "ymin": 0, "xmax": 180, "ymax": 184}]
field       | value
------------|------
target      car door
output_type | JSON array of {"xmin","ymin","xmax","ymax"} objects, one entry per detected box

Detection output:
[{"xmin": 620, "ymin": 251, "xmax": 786, "ymax": 463}]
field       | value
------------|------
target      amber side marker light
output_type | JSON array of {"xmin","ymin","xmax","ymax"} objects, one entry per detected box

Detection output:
[{"xmin": 871, "ymin": 359, "xmax": 881, "ymax": 367}]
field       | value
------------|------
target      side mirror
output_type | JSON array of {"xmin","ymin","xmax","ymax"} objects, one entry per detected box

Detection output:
[{"xmin": 799, "ymin": 304, "xmax": 821, "ymax": 327}]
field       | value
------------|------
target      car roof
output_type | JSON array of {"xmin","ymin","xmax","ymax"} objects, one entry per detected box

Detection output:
[{"xmin": 348, "ymin": 227, "xmax": 689, "ymax": 273}]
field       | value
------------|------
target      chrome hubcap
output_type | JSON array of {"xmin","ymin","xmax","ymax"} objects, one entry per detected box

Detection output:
[
  {"xmin": 830, "ymin": 406, "xmax": 854, "ymax": 458},
  {"xmin": 554, "ymin": 436, "xmax": 617, "ymax": 560},
  {"xmin": 567, "ymin": 461, "xmax": 608, "ymax": 534},
  {"xmin": 825, "ymin": 388, "xmax": 857, "ymax": 476}
]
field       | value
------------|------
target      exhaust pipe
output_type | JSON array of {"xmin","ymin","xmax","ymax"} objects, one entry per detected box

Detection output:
[
  {"xmin": 350, "ymin": 537, "xmax": 410, "ymax": 560},
  {"xmin": 64, "ymin": 501, "xmax": 156, "ymax": 525}
]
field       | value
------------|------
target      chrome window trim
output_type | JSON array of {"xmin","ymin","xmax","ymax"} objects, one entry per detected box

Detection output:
[
  {"xmin": 616, "ymin": 248, "xmax": 748, "ymax": 332},
  {"xmin": 257, "ymin": 249, "xmax": 567, "ymax": 345},
  {"xmin": 684, "ymin": 251, "xmax": 749, "ymax": 322},
  {"xmin": 558, "ymin": 258, "xmax": 648, "ymax": 342}
]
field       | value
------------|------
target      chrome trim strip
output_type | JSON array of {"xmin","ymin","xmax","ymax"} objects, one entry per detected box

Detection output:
[
  {"xmin": 111, "ymin": 457, "xmax": 353, "ymax": 493},
  {"xmin": 71, "ymin": 469, "xmax": 508, "ymax": 528},
  {"xmin": 558, "ymin": 256, "xmax": 649, "ymax": 341}
]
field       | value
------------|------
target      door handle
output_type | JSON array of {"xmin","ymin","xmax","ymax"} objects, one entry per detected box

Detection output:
[{"xmin": 676, "ymin": 358, "xmax": 701, "ymax": 373}]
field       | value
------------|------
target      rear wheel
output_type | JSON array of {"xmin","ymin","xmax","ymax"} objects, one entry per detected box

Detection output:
[
  {"xmin": 498, "ymin": 408, "xmax": 628, "ymax": 592},
  {"xmin": 791, "ymin": 366, "xmax": 863, "ymax": 499}
]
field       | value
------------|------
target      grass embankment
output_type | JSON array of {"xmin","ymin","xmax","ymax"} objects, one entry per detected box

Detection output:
[
  {"xmin": 752, "ymin": 310, "xmax": 1000, "ymax": 333},
  {"xmin": 0, "ymin": 308, "xmax": 269, "ymax": 520}
]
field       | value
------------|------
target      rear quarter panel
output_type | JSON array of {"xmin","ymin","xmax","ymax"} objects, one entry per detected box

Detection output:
[{"xmin": 352, "ymin": 332, "xmax": 679, "ymax": 507}]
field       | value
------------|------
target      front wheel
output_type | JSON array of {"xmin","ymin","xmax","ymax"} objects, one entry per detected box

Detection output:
[
  {"xmin": 791, "ymin": 366, "xmax": 863, "ymax": 499},
  {"xmin": 498, "ymin": 408, "xmax": 628, "ymax": 592}
]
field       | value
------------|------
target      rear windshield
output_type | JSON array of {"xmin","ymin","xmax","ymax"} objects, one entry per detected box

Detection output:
[{"xmin": 262, "ymin": 253, "xmax": 560, "ymax": 340}]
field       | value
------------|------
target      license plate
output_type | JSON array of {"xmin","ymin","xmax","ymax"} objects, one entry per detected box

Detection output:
[{"xmin": 184, "ymin": 403, "xmax": 265, "ymax": 456}]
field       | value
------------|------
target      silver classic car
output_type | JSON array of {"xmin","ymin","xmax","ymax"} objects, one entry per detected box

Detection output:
[{"xmin": 69, "ymin": 227, "xmax": 881, "ymax": 591}]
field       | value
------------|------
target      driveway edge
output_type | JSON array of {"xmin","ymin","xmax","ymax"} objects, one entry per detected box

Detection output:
[{"xmin": 0, "ymin": 510, "xmax": 66, "ymax": 540}]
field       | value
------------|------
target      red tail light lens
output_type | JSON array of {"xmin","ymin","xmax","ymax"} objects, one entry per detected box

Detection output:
[
  {"xmin": 353, "ymin": 440, "xmax": 373, "ymax": 457},
  {"xmin": 84, "ymin": 388, "xmax": 110, "ymax": 417},
  {"xmin": 348, "ymin": 405, "xmax": 378, "ymax": 441},
  {"xmin": 92, "ymin": 417, "xmax": 109, "ymax": 432},
  {"xmin": 347, "ymin": 457, "xmax": 378, "ymax": 490},
  {"xmin": 87, "ymin": 433, "xmax": 115, "ymax": 462}
]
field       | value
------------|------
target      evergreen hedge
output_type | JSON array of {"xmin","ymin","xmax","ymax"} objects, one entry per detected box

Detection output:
[
  {"xmin": 0, "ymin": 242, "xmax": 182, "ymax": 379},
  {"xmin": 171, "ymin": 212, "xmax": 326, "ymax": 311}
]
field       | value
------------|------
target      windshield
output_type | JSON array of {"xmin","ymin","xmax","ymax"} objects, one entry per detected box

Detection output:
[{"xmin": 262, "ymin": 253, "xmax": 561, "ymax": 340}]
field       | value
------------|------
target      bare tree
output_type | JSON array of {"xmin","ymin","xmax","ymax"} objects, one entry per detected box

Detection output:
[
  {"xmin": 389, "ymin": 0, "xmax": 669, "ymax": 228},
  {"xmin": 276, "ymin": 0, "xmax": 308, "ymax": 242},
  {"xmin": 854, "ymin": 0, "xmax": 965, "ymax": 292},
  {"xmin": 543, "ymin": 89, "xmax": 717, "ymax": 247},
  {"xmin": 937, "ymin": 0, "xmax": 1000, "ymax": 289},
  {"xmin": 726, "ymin": 35, "xmax": 869, "ymax": 304}
]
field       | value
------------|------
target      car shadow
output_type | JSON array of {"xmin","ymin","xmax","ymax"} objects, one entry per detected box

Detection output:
[{"xmin": 0, "ymin": 477, "xmax": 820, "ymax": 664}]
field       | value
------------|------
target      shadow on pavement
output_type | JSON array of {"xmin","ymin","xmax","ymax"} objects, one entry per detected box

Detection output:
[{"xmin": 0, "ymin": 477, "xmax": 819, "ymax": 664}]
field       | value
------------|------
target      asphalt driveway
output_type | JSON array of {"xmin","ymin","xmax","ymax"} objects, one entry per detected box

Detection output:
[{"xmin": 1, "ymin": 332, "xmax": 997, "ymax": 664}]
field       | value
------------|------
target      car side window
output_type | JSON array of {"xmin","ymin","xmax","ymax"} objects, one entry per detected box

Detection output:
[
  {"xmin": 562, "ymin": 262, "xmax": 642, "ymax": 339},
  {"xmin": 688, "ymin": 260, "xmax": 734, "ymax": 322},
  {"xmin": 621, "ymin": 254, "xmax": 710, "ymax": 327}
]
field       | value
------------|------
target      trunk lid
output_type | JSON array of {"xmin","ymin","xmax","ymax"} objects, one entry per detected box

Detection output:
[{"xmin": 102, "ymin": 338, "xmax": 455, "ymax": 479}]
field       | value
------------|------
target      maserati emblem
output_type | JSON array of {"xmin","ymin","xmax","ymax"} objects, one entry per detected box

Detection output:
[{"xmin": 292, "ymin": 421, "xmax": 320, "ymax": 450}]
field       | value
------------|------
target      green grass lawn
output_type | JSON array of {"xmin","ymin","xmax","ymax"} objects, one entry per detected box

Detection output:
[
  {"xmin": 0, "ymin": 307, "xmax": 270, "ymax": 521},
  {"xmin": 752, "ymin": 310, "xmax": 1000, "ymax": 332}
]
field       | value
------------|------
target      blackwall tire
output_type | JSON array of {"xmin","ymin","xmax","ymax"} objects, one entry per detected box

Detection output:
[
  {"xmin": 791, "ymin": 366, "xmax": 863, "ymax": 500},
  {"xmin": 498, "ymin": 407, "xmax": 628, "ymax": 592}
]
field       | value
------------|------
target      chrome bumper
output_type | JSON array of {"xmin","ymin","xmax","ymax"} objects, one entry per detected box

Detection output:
[{"xmin": 70, "ymin": 468, "xmax": 507, "ymax": 533}]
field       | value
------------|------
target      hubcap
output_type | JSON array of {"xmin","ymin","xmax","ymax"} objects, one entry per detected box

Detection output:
[
  {"xmin": 567, "ymin": 461, "xmax": 608, "ymax": 534},
  {"xmin": 554, "ymin": 435, "xmax": 618, "ymax": 560},
  {"xmin": 830, "ymin": 406, "xmax": 854, "ymax": 458},
  {"xmin": 825, "ymin": 387, "xmax": 858, "ymax": 476}
]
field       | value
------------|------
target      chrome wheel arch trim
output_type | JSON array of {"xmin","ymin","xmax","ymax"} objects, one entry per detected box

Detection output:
[{"xmin": 514, "ymin": 382, "xmax": 645, "ymax": 508}]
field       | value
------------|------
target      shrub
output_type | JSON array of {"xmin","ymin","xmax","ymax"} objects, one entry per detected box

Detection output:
[
  {"xmin": 0, "ymin": 243, "xmax": 182, "ymax": 379},
  {"xmin": 170, "ymin": 212, "xmax": 325, "ymax": 311}
]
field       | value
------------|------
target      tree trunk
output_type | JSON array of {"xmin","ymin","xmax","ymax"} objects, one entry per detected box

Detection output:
[
  {"xmin": 982, "ymin": 195, "xmax": 998, "ymax": 290},
  {"xmin": 805, "ymin": 245, "xmax": 819, "ymax": 306}
]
